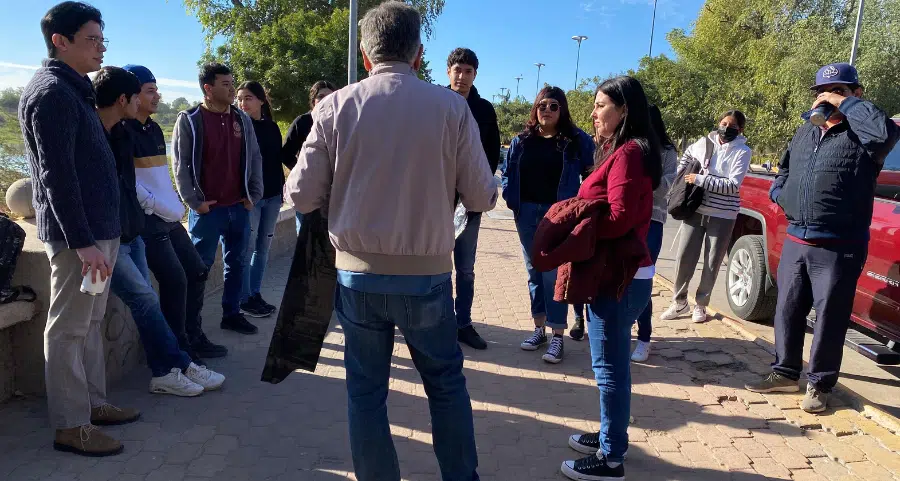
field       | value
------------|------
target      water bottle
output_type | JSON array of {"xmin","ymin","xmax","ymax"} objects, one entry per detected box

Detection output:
[{"xmin": 803, "ymin": 103, "xmax": 835, "ymax": 127}]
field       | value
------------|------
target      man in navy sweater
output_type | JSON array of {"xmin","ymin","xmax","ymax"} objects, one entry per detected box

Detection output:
[
  {"xmin": 18, "ymin": 2, "xmax": 139, "ymax": 456},
  {"xmin": 746, "ymin": 63, "xmax": 900, "ymax": 413}
]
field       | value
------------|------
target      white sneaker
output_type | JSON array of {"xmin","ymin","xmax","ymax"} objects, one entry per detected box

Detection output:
[
  {"xmin": 185, "ymin": 362, "xmax": 225, "ymax": 391},
  {"xmin": 150, "ymin": 368, "xmax": 204, "ymax": 397},
  {"xmin": 692, "ymin": 305, "xmax": 708, "ymax": 323},
  {"xmin": 659, "ymin": 301, "xmax": 690, "ymax": 320},
  {"xmin": 631, "ymin": 340, "xmax": 651, "ymax": 362}
]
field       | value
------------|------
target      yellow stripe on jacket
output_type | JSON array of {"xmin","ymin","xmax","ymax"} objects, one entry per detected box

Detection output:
[{"xmin": 134, "ymin": 154, "xmax": 168, "ymax": 169}]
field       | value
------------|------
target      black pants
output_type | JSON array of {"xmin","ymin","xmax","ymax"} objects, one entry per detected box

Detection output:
[
  {"xmin": 773, "ymin": 239, "xmax": 867, "ymax": 392},
  {"xmin": 142, "ymin": 215, "xmax": 209, "ymax": 349}
]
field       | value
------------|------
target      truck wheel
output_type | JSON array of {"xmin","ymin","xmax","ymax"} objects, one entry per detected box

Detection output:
[{"xmin": 726, "ymin": 235, "xmax": 777, "ymax": 321}]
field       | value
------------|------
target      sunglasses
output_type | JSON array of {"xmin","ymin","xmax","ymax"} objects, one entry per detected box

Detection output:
[
  {"xmin": 813, "ymin": 86, "xmax": 850, "ymax": 97},
  {"xmin": 538, "ymin": 102, "xmax": 560, "ymax": 112}
]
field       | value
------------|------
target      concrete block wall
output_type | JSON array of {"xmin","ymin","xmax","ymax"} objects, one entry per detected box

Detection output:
[{"xmin": 0, "ymin": 207, "xmax": 297, "ymax": 402}]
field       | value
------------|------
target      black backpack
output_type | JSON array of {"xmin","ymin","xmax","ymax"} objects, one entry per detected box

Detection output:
[
  {"xmin": 667, "ymin": 135, "xmax": 715, "ymax": 221},
  {"xmin": 0, "ymin": 212, "xmax": 27, "ymax": 303}
]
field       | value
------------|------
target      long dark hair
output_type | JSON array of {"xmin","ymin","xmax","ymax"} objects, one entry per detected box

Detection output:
[
  {"xmin": 594, "ymin": 76, "xmax": 662, "ymax": 189},
  {"xmin": 236, "ymin": 81, "xmax": 273, "ymax": 120},
  {"xmin": 720, "ymin": 109, "xmax": 747, "ymax": 130},
  {"xmin": 522, "ymin": 86, "xmax": 578, "ymax": 141},
  {"xmin": 649, "ymin": 105, "xmax": 676, "ymax": 151},
  {"xmin": 309, "ymin": 80, "xmax": 337, "ymax": 109}
]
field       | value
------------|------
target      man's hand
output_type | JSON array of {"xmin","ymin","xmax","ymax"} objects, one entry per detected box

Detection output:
[
  {"xmin": 812, "ymin": 92, "xmax": 848, "ymax": 110},
  {"xmin": 685, "ymin": 173, "xmax": 699, "ymax": 185},
  {"xmin": 241, "ymin": 198, "xmax": 253, "ymax": 211},
  {"xmin": 195, "ymin": 200, "xmax": 217, "ymax": 214},
  {"xmin": 76, "ymin": 245, "xmax": 111, "ymax": 283}
]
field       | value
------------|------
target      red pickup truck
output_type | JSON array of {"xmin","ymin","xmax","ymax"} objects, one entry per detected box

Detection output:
[{"xmin": 726, "ymin": 119, "xmax": 900, "ymax": 361}]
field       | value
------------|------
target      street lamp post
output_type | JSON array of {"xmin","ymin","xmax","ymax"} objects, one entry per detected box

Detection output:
[
  {"xmin": 348, "ymin": 0, "xmax": 358, "ymax": 84},
  {"xmin": 572, "ymin": 35, "xmax": 588, "ymax": 90},
  {"xmin": 534, "ymin": 63, "xmax": 545, "ymax": 97},
  {"xmin": 514, "ymin": 75, "xmax": 523, "ymax": 97},
  {"xmin": 850, "ymin": 0, "xmax": 865, "ymax": 65},
  {"xmin": 648, "ymin": 0, "xmax": 658, "ymax": 57}
]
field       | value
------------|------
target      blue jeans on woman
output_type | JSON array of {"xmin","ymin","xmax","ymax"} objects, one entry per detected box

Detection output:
[
  {"xmin": 515, "ymin": 202, "xmax": 568, "ymax": 330},
  {"xmin": 587, "ymin": 278, "xmax": 653, "ymax": 463},
  {"xmin": 110, "ymin": 237, "xmax": 192, "ymax": 377},
  {"xmin": 242, "ymin": 195, "xmax": 282, "ymax": 302},
  {"xmin": 636, "ymin": 220, "xmax": 665, "ymax": 342}
]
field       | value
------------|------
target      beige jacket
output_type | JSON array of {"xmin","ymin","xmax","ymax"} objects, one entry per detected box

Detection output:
[{"xmin": 285, "ymin": 62, "xmax": 498, "ymax": 275}]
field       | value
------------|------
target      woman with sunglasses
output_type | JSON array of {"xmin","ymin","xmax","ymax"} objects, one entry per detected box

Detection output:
[
  {"xmin": 659, "ymin": 110, "xmax": 752, "ymax": 324},
  {"xmin": 560, "ymin": 75, "xmax": 662, "ymax": 481},
  {"xmin": 500, "ymin": 86, "xmax": 594, "ymax": 364}
]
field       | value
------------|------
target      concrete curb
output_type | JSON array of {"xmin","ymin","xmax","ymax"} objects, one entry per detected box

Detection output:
[{"xmin": 652, "ymin": 274, "xmax": 900, "ymax": 436}]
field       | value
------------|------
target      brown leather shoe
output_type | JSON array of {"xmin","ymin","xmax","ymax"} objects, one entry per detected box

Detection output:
[
  {"xmin": 53, "ymin": 425, "xmax": 123, "ymax": 457},
  {"xmin": 90, "ymin": 404, "xmax": 141, "ymax": 426}
]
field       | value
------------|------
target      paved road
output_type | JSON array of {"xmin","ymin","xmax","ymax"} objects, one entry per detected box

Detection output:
[
  {"xmin": 656, "ymin": 216, "xmax": 900, "ymax": 425},
  {"xmin": 2, "ymin": 209, "xmax": 900, "ymax": 480}
]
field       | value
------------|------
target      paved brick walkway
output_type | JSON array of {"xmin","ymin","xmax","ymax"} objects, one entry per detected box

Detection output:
[{"xmin": 2, "ymin": 212, "xmax": 900, "ymax": 480}]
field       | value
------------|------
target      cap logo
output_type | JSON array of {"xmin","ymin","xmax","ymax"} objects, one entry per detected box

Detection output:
[{"xmin": 822, "ymin": 65, "xmax": 840, "ymax": 78}]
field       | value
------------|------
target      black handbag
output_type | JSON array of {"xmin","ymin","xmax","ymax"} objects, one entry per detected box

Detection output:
[{"xmin": 667, "ymin": 135, "xmax": 715, "ymax": 221}]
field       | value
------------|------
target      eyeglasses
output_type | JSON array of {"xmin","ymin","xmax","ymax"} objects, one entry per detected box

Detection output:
[
  {"xmin": 538, "ymin": 102, "xmax": 560, "ymax": 112},
  {"xmin": 84, "ymin": 35, "xmax": 109, "ymax": 48}
]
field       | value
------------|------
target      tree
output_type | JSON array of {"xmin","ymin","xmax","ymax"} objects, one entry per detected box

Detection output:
[
  {"xmin": 632, "ymin": 0, "xmax": 900, "ymax": 154},
  {"xmin": 184, "ymin": 0, "xmax": 443, "ymax": 122},
  {"xmin": 494, "ymin": 98, "xmax": 532, "ymax": 144}
]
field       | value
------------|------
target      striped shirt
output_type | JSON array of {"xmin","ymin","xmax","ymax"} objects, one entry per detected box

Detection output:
[{"xmin": 678, "ymin": 133, "xmax": 752, "ymax": 220}]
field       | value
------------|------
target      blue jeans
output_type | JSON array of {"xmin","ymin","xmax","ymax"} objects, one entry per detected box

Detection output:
[
  {"xmin": 110, "ymin": 237, "xmax": 192, "ymax": 377},
  {"xmin": 454, "ymin": 213, "xmax": 482, "ymax": 329},
  {"xmin": 242, "ymin": 195, "xmax": 282, "ymax": 302},
  {"xmin": 636, "ymin": 220, "xmax": 665, "ymax": 342},
  {"xmin": 588, "ymin": 278, "xmax": 652, "ymax": 463},
  {"xmin": 335, "ymin": 279, "xmax": 479, "ymax": 481},
  {"xmin": 188, "ymin": 204, "xmax": 251, "ymax": 317},
  {"xmin": 515, "ymin": 202, "xmax": 567, "ymax": 330}
]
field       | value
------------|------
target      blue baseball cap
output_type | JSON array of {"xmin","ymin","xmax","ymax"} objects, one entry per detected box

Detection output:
[
  {"xmin": 122, "ymin": 65, "xmax": 157, "ymax": 86},
  {"xmin": 811, "ymin": 63, "xmax": 859, "ymax": 89}
]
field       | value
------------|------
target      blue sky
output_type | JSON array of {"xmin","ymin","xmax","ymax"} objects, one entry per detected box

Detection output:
[{"xmin": 0, "ymin": 0, "xmax": 705, "ymax": 104}]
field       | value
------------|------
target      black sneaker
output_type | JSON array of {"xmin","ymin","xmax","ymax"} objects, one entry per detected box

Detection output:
[
  {"xmin": 253, "ymin": 294, "xmax": 277, "ymax": 314},
  {"xmin": 520, "ymin": 327, "xmax": 548, "ymax": 351},
  {"xmin": 240, "ymin": 297, "xmax": 271, "ymax": 318},
  {"xmin": 221, "ymin": 313, "xmax": 259, "ymax": 335},
  {"xmin": 542, "ymin": 335, "xmax": 564, "ymax": 364},
  {"xmin": 568, "ymin": 432, "xmax": 600, "ymax": 455},
  {"xmin": 190, "ymin": 333, "xmax": 228, "ymax": 359},
  {"xmin": 570, "ymin": 316, "xmax": 585, "ymax": 341},
  {"xmin": 458, "ymin": 325, "xmax": 488, "ymax": 350},
  {"xmin": 560, "ymin": 454, "xmax": 624, "ymax": 480}
]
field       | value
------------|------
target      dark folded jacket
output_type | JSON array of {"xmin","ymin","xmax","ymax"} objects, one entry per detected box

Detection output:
[
  {"xmin": 261, "ymin": 209, "xmax": 336, "ymax": 382},
  {"xmin": 531, "ymin": 197, "xmax": 646, "ymax": 304}
]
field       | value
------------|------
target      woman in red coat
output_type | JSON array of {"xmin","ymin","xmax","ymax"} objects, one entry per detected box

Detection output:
[{"xmin": 559, "ymin": 76, "xmax": 662, "ymax": 481}]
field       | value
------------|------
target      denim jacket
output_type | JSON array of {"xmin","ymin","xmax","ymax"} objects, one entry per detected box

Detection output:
[{"xmin": 500, "ymin": 128, "xmax": 595, "ymax": 214}]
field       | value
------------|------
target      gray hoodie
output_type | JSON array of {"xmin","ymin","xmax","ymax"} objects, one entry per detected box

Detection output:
[{"xmin": 171, "ymin": 104, "xmax": 263, "ymax": 210}]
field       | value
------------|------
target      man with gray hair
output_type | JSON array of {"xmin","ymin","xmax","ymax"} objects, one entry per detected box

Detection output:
[{"xmin": 284, "ymin": 2, "xmax": 496, "ymax": 480}]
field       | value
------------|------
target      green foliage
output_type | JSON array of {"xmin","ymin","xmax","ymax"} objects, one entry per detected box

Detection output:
[
  {"xmin": 0, "ymin": 88, "xmax": 26, "ymax": 213},
  {"xmin": 184, "ymin": 0, "xmax": 442, "ymax": 122},
  {"xmin": 494, "ymin": 97, "xmax": 532, "ymax": 144},
  {"xmin": 628, "ymin": 0, "xmax": 900, "ymax": 153}
]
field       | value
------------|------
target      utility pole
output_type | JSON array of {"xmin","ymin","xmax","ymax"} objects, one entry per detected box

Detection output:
[
  {"xmin": 534, "ymin": 63, "xmax": 545, "ymax": 97},
  {"xmin": 348, "ymin": 0, "xmax": 358, "ymax": 84},
  {"xmin": 499, "ymin": 87, "xmax": 509, "ymax": 102},
  {"xmin": 648, "ymin": 0, "xmax": 658, "ymax": 57},
  {"xmin": 572, "ymin": 35, "xmax": 588, "ymax": 90},
  {"xmin": 514, "ymin": 75, "xmax": 523, "ymax": 97},
  {"xmin": 850, "ymin": 0, "xmax": 865, "ymax": 65}
]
